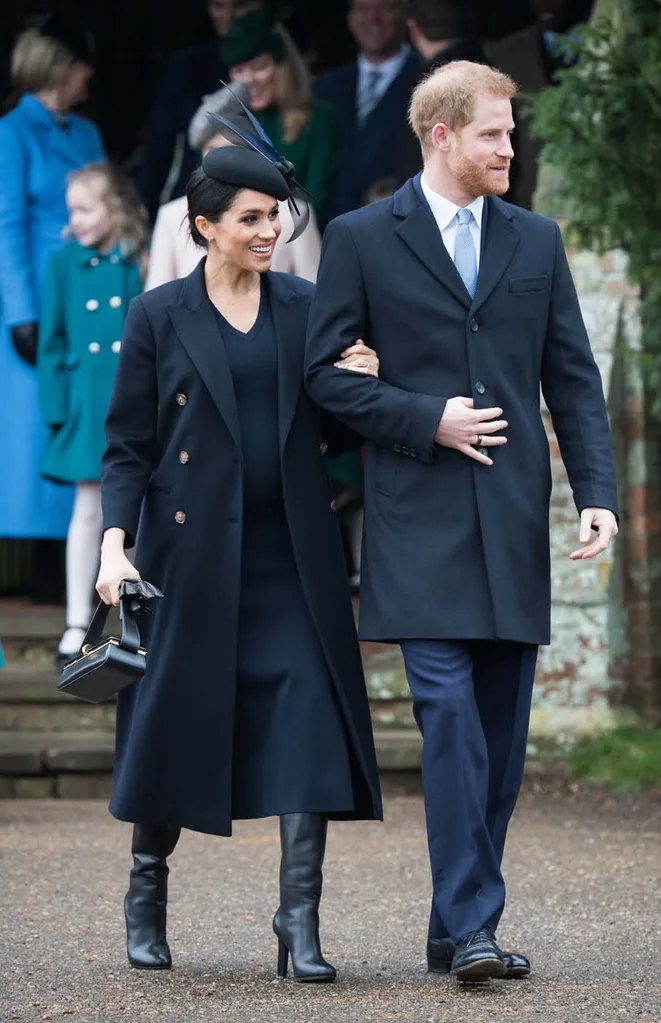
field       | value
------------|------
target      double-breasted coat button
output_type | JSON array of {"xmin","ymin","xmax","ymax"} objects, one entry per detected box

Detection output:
[
  {"xmin": 475, "ymin": 381, "xmax": 486, "ymax": 395},
  {"xmin": 109, "ymin": 295, "xmax": 122, "ymax": 309},
  {"xmin": 174, "ymin": 510, "xmax": 187, "ymax": 524},
  {"xmin": 111, "ymin": 341, "xmax": 121, "ymax": 354},
  {"xmin": 86, "ymin": 299, "xmax": 99, "ymax": 311},
  {"xmin": 179, "ymin": 451, "xmax": 190, "ymax": 464},
  {"xmin": 176, "ymin": 393, "xmax": 188, "ymax": 406},
  {"xmin": 393, "ymin": 443, "xmax": 402, "ymax": 453},
  {"xmin": 88, "ymin": 342, "xmax": 101, "ymax": 354},
  {"xmin": 89, "ymin": 256, "xmax": 100, "ymax": 267},
  {"xmin": 109, "ymin": 254, "xmax": 119, "ymax": 264},
  {"xmin": 319, "ymin": 442, "xmax": 328, "ymax": 456}
]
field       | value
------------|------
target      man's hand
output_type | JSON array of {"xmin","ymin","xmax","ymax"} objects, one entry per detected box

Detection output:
[
  {"xmin": 435, "ymin": 397, "xmax": 508, "ymax": 466},
  {"xmin": 569, "ymin": 508, "xmax": 618, "ymax": 560}
]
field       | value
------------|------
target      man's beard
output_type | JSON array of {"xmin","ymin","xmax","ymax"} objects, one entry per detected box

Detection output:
[{"xmin": 449, "ymin": 149, "xmax": 510, "ymax": 197}]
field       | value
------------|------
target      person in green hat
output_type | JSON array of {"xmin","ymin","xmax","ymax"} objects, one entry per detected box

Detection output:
[{"xmin": 223, "ymin": 11, "xmax": 341, "ymax": 229}]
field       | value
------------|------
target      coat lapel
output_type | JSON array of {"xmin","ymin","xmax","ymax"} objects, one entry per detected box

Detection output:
[
  {"xmin": 394, "ymin": 182, "xmax": 471, "ymax": 309},
  {"xmin": 267, "ymin": 273, "xmax": 305, "ymax": 452},
  {"xmin": 167, "ymin": 263, "xmax": 241, "ymax": 450},
  {"xmin": 471, "ymin": 197, "xmax": 520, "ymax": 313}
]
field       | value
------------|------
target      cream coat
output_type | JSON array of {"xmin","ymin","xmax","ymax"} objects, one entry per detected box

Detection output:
[{"xmin": 146, "ymin": 196, "xmax": 321, "ymax": 291}]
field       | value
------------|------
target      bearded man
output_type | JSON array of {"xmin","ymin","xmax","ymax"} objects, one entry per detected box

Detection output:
[{"xmin": 305, "ymin": 61, "xmax": 618, "ymax": 982}]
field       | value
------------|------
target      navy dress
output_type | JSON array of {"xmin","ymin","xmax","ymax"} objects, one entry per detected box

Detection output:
[{"xmin": 211, "ymin": 286, "xmax": 356, "ymax": 821}]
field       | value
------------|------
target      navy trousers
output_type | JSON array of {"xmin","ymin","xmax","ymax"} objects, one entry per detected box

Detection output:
[{"xmin": 400, "ymin": 639, "xmax": 538, "ymax": 944}]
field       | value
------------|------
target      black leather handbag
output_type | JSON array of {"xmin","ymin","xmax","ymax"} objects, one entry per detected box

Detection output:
[{"xmin": 57, "ymin": 581, "xmax": 161, "ymax": 704}]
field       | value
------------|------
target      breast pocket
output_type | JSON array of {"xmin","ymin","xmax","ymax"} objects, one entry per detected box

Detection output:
[{"xmin": 509, "ymin": 275, "xmax": 550, "ymax": 294}]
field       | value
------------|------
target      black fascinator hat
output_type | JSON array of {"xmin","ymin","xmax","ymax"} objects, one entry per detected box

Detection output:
[{"xmin": 201, "ymin": 83, "xmax": 313, "ymax": 243}]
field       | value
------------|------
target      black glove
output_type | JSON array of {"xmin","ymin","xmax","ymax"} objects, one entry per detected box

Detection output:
[{"xmin": 11, "ymin": 322, "xmax": 39, "ymax": 366}]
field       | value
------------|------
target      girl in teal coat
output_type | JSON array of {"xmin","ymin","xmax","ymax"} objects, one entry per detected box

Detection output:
[{"xmin": 38, "ymin": 164, "xmax": 148, "ymax": 663}]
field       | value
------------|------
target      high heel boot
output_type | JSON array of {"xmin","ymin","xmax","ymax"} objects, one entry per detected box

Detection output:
[
  {"xmin": 273, "ymin": 813, "xmax": 336, "ymax": 982},
  {"xmin": 125, "ymin": 823, "xmax": 181, "ymax": 969}
]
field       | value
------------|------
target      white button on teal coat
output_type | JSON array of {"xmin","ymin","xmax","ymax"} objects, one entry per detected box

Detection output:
[{"xmin": 38, "ymin": 239, "xmax": 142, "ymax": 483}]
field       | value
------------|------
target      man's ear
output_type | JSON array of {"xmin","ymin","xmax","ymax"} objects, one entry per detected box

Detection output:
[{"xmin": 431, "ymin": 122, "xmax": 452, "ymax": 151}]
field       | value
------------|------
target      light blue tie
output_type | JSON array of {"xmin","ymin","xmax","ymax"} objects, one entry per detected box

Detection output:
[{"xmin": 453, "ymin": 208, "xmax": 478, "ymax": 298}]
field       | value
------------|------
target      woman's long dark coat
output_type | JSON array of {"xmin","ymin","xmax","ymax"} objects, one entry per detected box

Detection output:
[{"xmin": 101, "ymin": 263, "xmax": 382, "ymax": 836}]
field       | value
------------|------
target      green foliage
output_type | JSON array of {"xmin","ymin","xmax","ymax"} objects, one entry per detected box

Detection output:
[
  {"xmin": 530, "ymin": 2, "xmax": 661, "ymax": 389},
  {"xmin": 568, "ymin": 726, "xmax": 661, "ymax": 793}
]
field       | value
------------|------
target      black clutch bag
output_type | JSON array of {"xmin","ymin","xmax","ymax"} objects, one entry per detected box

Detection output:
[{"xmin": 57, "ymin": 581, "xmax": 162, "ymax": 704}]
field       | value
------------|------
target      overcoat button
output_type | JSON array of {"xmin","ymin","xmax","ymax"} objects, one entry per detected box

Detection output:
[
  {"xmin": 411, "ymin": 449, "xmax": 419, "ymax": 458},
  {"xmin": 179, "ymin": 450, "xmax": 190, "ymax": 464},
  {"xmin": 86, "ymin": 299, "xmax": 99, "ymax": 311},
  {"xmin": 176, "ymin": 393, "xmax": 188, "ymax": 406},
  {"xmin": 174, "ymin": 510, "xmax": 187, "ymax": 524},
  {"xmin": 393, "ymin": 443, "xmax": 402, "ymax": 453},
  {"xmin": 319, "ymin": 442, "xmax": 328, "ymax": 455},
  {"xmin": 469, "ymin": 318, "xmax": 479, "ymax": 332},
  {"xmin": 330, "ymin": 500, "xmax": 337, "ymax": 512},
  {"xmin": 475, "ymin": 381, "xmax": 486, "ymax": 395},
  {"xmin": 109, "ymin": 295, "xmax": 122, "ymax": 309},
  {"xmin": 110, "ymin": 254, "xmax": 119, "ymax": 264},
  {"xmin": 89, "ymin": 256, "xmax": 100, "ymax": 267},
  {"xmin": 111, "ymin": 341, "xmax": 121, "ymax": 354},
  {"xmin": 88, "ymin": 342, "xmax": 101, "ymax": 354}
]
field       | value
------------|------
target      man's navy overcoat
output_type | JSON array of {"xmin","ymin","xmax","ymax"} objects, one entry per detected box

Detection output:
[
  {"xmin": 101, "ymin": 264, "xmax": 382, "ymax": 836},
  {"xmin": 305, "ymin": 179, "xmax": 618, "ymax": 645}
]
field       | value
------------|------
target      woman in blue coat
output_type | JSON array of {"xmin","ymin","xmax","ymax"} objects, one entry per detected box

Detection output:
[{"xmin": 0, "ymin": 16, "xmax": 104, "ymax": 546}]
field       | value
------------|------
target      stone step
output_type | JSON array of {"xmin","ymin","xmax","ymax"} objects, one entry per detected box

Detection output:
[{"xmin": 0, "ymin": 669, "xmax": 116, "ymax": 732}]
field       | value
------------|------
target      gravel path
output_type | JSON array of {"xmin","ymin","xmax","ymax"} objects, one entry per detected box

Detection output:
[{"xmin": 1, "ymin": 785, "xmax": 660, "ymax": 1022}]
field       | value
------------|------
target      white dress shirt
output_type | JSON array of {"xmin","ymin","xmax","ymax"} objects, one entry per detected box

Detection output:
[
  {"xmin": 356, "ymin": 43, "xmax": 411, "ymax": 114},
  {"xmin": 420, "ymin": 173, "xmax": 484, "ymax": 270}
]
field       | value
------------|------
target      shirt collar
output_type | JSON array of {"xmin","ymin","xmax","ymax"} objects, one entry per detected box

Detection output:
[
  {"xmin": 357, "ymin": 43, "xmax": 411, "ymax": 83},
  {"xmin": 420, "ymin": 173, "xmax": 484, "ymax": 232}
]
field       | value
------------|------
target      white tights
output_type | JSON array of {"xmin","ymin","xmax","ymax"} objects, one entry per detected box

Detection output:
[{"xmin": 59, "ymin": 483, "xmax": 102, "ymax": 655}]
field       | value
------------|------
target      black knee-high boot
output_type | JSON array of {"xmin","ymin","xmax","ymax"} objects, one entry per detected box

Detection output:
[
  {"xmin": 125, "ymin": 823, "xmax": 181, "ymax": 969},
  {"xmin": 272, "ymin": 813, "xmax": 336, "ymax": 982}
]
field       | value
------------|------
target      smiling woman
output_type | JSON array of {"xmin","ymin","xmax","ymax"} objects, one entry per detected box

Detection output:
[{"xmin": 96, "ymin": 124, "xmax": 383, "ymax": 979}]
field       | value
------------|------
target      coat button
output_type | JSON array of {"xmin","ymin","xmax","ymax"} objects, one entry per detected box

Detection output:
[
  {"xmin": 176, "ymin": 393, "xmax": 188, "ymax": 406},
  {"xmin": 109, "ymin": 296, "xmax": 122, "ymax": 309},
  {"xmin": 393, "ymin": 444, "xmax": 402, "ymax": 453},
  {"xmin": 470, "ymin": 318, "xmax": 479, "ymax": 332},
  {"xmin": 111, "ymin": 341, "xmax": 121, "ymax": 354},
  {"xmin": 475, "ymin": 381, "xmax": 486, "ymax": 395},
  {"xmin": 174, "ymin": 510, "xmax": 187, "ymax": 524},
  {"xmin": 88, "ymin": 342, "xmax": 101, "ymax": 354},
  {"xmin": 86, "ymin": 299, "xmax": 99, "ymax": 311},
  {"xmin": 319, "ymin": 442, "xmax": 328, "ymax": 456},
  {"xmin": 179, "ymin": 450, "xmax": 190, "ymax": 464},
  {"xmin": 110, "ymin": 254, "xmax": 119, "ymax": 264},
  {"xmin": 330, "ymin": 500, "xmax": 337, "ymax": 512},
  {"xmin": 411, "ymin": 449, "xmax": 419, "ymax": 458},
  {"xmin": 89, "ymin": 256, "xmax": 100, "ymax": 267}
]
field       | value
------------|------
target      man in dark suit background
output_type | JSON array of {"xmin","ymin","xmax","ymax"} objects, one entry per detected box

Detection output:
[
  {"xmin": 314, "ymin": 0, "xmax": 420, "ymax": 217},
  {"xmin": 397, "ymin": 0, "xmax": 489, "ymax": 184},
  {"xmin": 137, "ymin": 0, "xmax": 264, "ymax": 221},
  {"xmin": 306, "ymin": 60, "xmax": 618, "ymax": 982}
]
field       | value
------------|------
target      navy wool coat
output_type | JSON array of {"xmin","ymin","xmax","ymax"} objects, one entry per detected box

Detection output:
[
  {"xmin": 305, "ymin": 179, "xmax": 618, "ymax": 646},
  {"xmin": 101, "ymin": 264, "xmax": 382, "ymax": 836}
]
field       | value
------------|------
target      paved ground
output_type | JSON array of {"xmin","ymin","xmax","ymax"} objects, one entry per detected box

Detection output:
[{"xmin": 1, "ymin": 784, "xmax": 660, "ymax": 1023}]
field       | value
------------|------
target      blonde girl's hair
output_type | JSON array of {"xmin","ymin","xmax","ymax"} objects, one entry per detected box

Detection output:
[
  {"xmin": 409, "ymin": 60, "xmax": 517, "ymax": 155},
  {"xmin": 67, "ymin": 164, "xmax": 150, "ymax": 279},
  {"xmin": 273, "ymin": 23, "xmax": 311, "ymax": 144},
  {"xmin": 11, "ymin": 27, "xmax": 74, "ymax": 95}
]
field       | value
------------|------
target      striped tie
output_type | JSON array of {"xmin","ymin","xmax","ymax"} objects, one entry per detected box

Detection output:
[{"xmin": 357, "ymin": 68, "xmax": 382, "ymax": 126}]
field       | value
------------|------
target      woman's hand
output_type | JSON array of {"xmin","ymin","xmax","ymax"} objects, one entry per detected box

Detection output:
[
  {"xmin": 334, "ymin": 339, "xmax": 379, "ymax": 378},
  {"xmin": 96, "ymin": 549, "xmax": 141, "ymax": 607}
]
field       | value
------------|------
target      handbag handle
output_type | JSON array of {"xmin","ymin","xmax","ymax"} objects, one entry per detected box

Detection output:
[{"xmin": 82, "ymin": 592, "xmax": 142, "ymax": 655}]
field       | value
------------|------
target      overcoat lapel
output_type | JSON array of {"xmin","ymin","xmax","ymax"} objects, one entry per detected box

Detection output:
[
  {"xmin": 471, "ymin": 197, "xmax": 520, "ymax": 313},
  {"xmin": 167, "ymin": 263, "xmax": 241, "ymax": 450},
  {"xmin": 267, "ymin": 273, "xmax": 305, "ymax": 452},
  {"xmin": 395, "ymin": 201, "xmax": 471, "ymax": 309}
]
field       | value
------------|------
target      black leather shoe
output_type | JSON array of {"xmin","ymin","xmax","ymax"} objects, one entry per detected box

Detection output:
[
  {"xmin": 486, "ymin": 927, "xmax": 531, "ymax": 978},
  {"xmin": 429, "ymin": 935, "xmax": 531, "ymax": 979},
  {"xmin": 450, "ymin": 929, "xmax": 506, "ymax": 981}
]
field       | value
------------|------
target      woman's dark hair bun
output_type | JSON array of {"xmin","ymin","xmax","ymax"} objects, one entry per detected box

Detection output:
[{"xmin": 186, "ymin": 167, "xmax": 241, "ymax": 248}]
